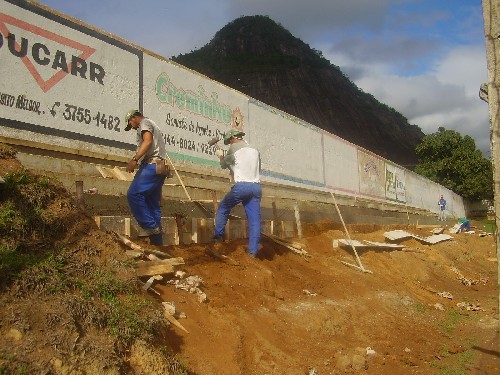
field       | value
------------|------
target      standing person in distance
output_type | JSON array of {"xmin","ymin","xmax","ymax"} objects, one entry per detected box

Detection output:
[
  {"xmin": 212, "ymin": 129, "xmax": 262, "ymax": 257},
  {"xmin": 438, "ymin": 195, "xmax": 447, "ymax": 221},
  {"xmin": 124, "ymin": 109, "xmax": 169, "ymax": 245}
]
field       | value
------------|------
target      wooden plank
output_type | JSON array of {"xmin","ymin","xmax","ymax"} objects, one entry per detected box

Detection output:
[
  {"xmin": 134, "ymin": 258, "xmax": 184, "ymax": 277},
  {"xmin": 363, "ymin": 240, "xmax": 406, "ymax": 249},
  {"xmin": 112, "ymin": 166, "xmax": 133, "ymax": 181},
  {"xmin": 95, "ymin": 165, "xmax": 115, "ymax": 179},
  {"xmin": 135, "ymin": 263, "xmax": 175, "ymax": 277},
  {"xmin": 164, "ymin": 310, "xmax": 189, "ymax": 334}
]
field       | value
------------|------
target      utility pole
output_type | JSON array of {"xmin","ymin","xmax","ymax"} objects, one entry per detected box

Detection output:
[{"xmin": 481, "ymin": 0, "xmax": 500, "ymax": 351}]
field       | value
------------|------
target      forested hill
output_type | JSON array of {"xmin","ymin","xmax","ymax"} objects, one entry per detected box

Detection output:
[{"xmin": 172, "ymin": 15, "xmax": 425, "ymax": 168}]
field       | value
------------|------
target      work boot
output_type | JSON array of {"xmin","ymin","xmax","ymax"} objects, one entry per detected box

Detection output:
[
  {"xmin": 138, "ymin": 226, "xmax": 162, "ymax": 237},
  {"xmin": 205, "ymin": 236, "xmax": 226, "ymax": 260},
  {"xmin": 149, "ymin": 232, "xmax": 163, "ymax": 246}
]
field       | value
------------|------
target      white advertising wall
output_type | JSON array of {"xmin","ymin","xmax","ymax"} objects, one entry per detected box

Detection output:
[
  {"xmin": 0, "ymin": 0, "xmax": 467, "ymax": 217},
  {"xmin": 249, "ymin": 101, "xmax": 324, "ymax": 188},
  {"xmin": 323, "ymin": 133, "xmax": 359, "ymax": 195}
]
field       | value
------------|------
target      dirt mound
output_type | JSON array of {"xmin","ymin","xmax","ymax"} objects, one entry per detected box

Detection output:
[{"xmin": 0, "ymin": 144, "xmax": 498, "ymax": 374}]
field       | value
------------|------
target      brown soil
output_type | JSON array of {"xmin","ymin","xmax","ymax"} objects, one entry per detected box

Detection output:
[{"xmin": 0, "ymin": 146, "xmax": 498, "ymax": 374}]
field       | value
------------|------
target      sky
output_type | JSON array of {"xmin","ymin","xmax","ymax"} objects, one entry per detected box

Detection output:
[{"xmin": 37, "ymin": 0, "xmax": 491, "ymax": 156}]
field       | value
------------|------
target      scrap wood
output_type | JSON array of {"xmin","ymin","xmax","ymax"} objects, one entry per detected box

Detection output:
[
  {"xmin": 265, "ymin": 234, "xmax": 304, "ymax": 249},
  {"xmin": 114, "ymin": 232, "xmax": 172, "ymax": 258},
  {"xmin": 330, "ymin": 192, "xmax": 371, "ymax": 273},
  {"xmin": 163, "ymin": 308, "xmax": 189, "ymax": 334},
  {"xmin": 112, "ymin": 166, "xmax": 133, "ymax": 181},
  {"xmin": 335, "ymin": 239, "xmax": 406, "ymax": 250},
  {"xmin": 262, "ymin": 233, "xmax": 309, "ymax": 256},
  {"xmin": 135, "ymin": 257, "xmax": 185, "ymax": 277},
  {"xmin": 95, "ymin": 165, "xmax": 116, "ymax": 179},
  {"xmin": 340, "ymin": 260, "xmax": 373, "ymax": 274},
  {"xmin": 142, "ymin": 275, "xmax": 163, "ymax": 291}
]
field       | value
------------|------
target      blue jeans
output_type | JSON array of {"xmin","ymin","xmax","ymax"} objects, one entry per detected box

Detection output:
[
  {"xmin": 127, "ymin": 164, "xmax": 166, "ymax": 241},
  {"xmin": 459, "ymin": 221, "xmax": 471, "ymax": 232},
  {"xmin": 215, "ymin": 182, "xmax": 262, "ymax": 254}
]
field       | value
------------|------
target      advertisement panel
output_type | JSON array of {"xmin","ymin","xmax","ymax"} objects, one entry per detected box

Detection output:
[
  {"xmin": 143, "ymin": 55, "xmax": 249, "ymax": 167},
  {"xmin": 0, "ymin": 0, "xmax": 140, "ymax": 150},
  {"xmin": 358, "ymin": 149, "xmax": 385, "ymax": 199},
  {"xmin": 385, "ymin": 162, "xmax": 406, "ymax": 203}
]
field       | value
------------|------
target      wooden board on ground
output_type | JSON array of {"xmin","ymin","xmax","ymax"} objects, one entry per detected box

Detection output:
[
  {"xmin": 135, "ymin": 257, "xmax": 185, "ymax": 277},
  {"xmin": 335, "ymin": 239, "xmax": 406, "ymax": 250},
  {"xmin": 384, "ymin": 230, "xmax": 453, "ymax": 244}
]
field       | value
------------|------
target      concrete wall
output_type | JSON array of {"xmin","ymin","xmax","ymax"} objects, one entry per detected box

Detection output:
[{"xmin": 0, "ymin": 0, "xmax": 466, "ymax": 218}]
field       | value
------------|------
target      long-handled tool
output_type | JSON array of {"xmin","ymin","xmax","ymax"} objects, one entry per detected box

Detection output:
[{"xmin": 330, "ymin": 192, "xmax": 372, "ymax": 274}]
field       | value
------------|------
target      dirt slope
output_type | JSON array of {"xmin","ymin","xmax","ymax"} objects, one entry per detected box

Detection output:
[
  {"xmin": 159, "ymin": 225, "xmax": 499, "ymax": 374},
  {"xmin": 0, "ymin": 146, "xmax": 498, "ymax": 374}
]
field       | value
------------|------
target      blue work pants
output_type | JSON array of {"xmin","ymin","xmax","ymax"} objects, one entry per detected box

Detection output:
[
  {"xmin": 127, "ymin": 164, "xmax": 166, "ymax": 232},
  {"xmin": 215, "ymin": 182, "xmax": 262, "ymax": 254}
]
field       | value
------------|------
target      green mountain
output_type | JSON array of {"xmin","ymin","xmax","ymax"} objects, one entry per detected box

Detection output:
[{"xmin": 172, "ymin": 15, "xmax": 425, "ymax": 168}]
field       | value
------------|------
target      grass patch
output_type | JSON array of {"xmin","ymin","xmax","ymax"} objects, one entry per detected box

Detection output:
[
  {"xmin": 438, "ymin": 310, "xmax": 463, "ymax": 333},
  {"xmin": 107, "ymin": 295, "xmax": 159, "ymax": 344},
  {"xmin": 0, "ymin": 350, "xmax": 33, "ymax": 375},
  {"xmin": 438, "ymin": 349, "xmax": 474, "ymax": 375},
  {"xmin": 0, "ymin": 243, "xmax": 40, "ymax": 288},
  {"xmin": 480, "ymin": 219, "xmax": 496, "ymax": 233},
  {"xmin": 413, "ymin": 302, "xmax": 427, "ymax": 313},
  {"xmin": 160, "ymin": 346, "xmax": 193, "ymax": 375}
]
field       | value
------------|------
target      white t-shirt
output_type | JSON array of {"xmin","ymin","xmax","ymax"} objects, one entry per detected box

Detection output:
[
  {"xmin": 135, "ymin": 118, "xmax": 166, "ymax": 162},
  {"xmin": 221, "ymin": 141, "xmax": 260, "ymax": 183}
]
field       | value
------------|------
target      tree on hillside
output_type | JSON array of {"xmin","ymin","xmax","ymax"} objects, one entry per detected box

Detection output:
[{"xmin": 414, "ymin": 127, "xmax": 493, "ymax": 200}]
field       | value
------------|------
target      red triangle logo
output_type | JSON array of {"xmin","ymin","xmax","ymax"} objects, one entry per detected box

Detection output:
[{"xmin": 0, "ymin": 13, "xmax": 96, "ymax": 93}]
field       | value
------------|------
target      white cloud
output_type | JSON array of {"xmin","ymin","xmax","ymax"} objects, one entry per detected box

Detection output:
[{"xmin": 322, "ymin": 41, "xmax": 490, "ymax": 156}]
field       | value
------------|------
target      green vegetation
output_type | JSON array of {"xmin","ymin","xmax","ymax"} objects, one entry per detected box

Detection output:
[
  {"xmin": 0, "ymin": 157, "xmax": 193, "ymax": 374},
  {"xmin": 415, "ymin": 127, "xmax": 493, "ymax": 200},
  {"xmin": 438, "ymin": 310, "xmax": 464, "ymax": 333},
  {"xmin": 430, "ymin": 340, "xmax": 475, "ymax": 375},
  {"xmin": 481, "ymin": 219, "xmax": 496, "ymax": 233},
  {"xmin": 413, "ymin": 302, "xmax": 427, "ymax": 313}
]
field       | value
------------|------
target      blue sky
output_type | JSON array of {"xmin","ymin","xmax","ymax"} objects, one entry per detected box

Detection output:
[{"xmin": 37, "ymin": 0, "xmax": 490, "ymax": 156}]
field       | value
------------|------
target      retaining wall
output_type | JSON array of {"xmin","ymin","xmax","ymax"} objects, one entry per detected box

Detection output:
[{"xmin": 0, "ymin": 0, "xmax": 465, "ymax": 218}]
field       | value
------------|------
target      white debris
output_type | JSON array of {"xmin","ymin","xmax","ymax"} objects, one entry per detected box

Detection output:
[
  {"xmin": 197, "ymin": 291, "xmax": 207, "ymax": 303},
  {"xmin": 167, "ymin": 274, "xmax": 207, "ymax": 303},
  {"xmin": 404, "ymin": 347, "xmax": 411, "ymax": 353},
  {"xmin": 162, "ymin": 301, "xmax": 176, "ymax": 315},
  {"xmin": 303, "ymin": 289, "xmax": 317, "ymax": 296},
  {"xmin": 175, "ymin": 270, "xmax": 187, "ymax": 279},
  {"xmin": 366, "ymin": 347, "xmax": 376, "ymax": 356},
  {"xmin": 438, "ymin": 291, "xmax": 454, "ymax": 300},
  {"xmin": 433, "ymin": 303, "xmax": 445, "ymax": 311},
  {"xmin": 457, "ymin": 302, "xmax": 484, "ymax": 311}
]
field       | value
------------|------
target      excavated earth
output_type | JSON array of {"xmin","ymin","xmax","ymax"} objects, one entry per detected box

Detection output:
[{"xmin": 0, "ymin": 150, "xmax": 499, "ymax": 375}]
